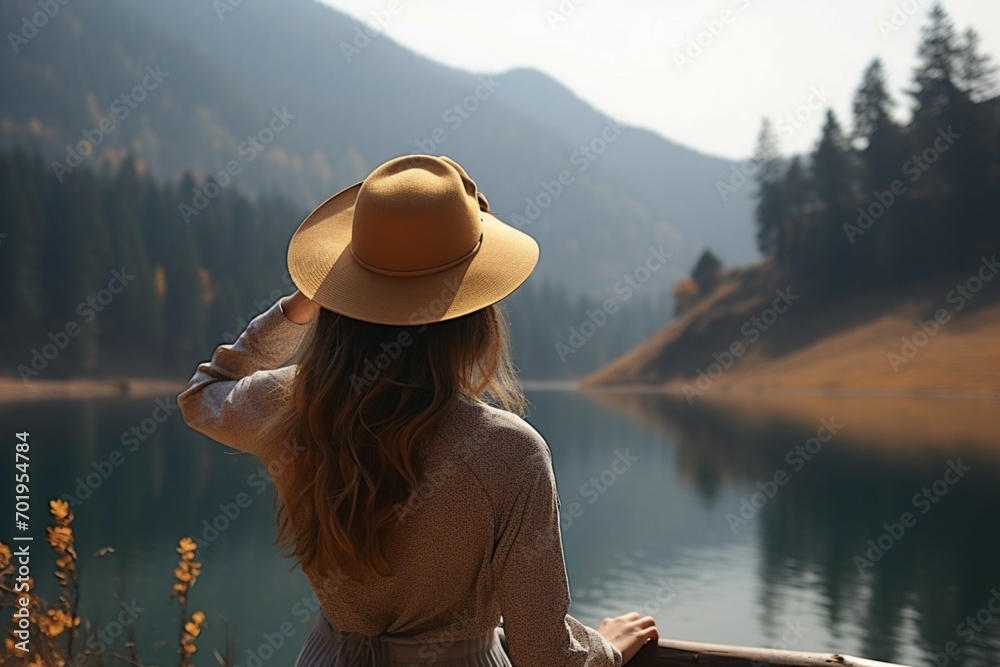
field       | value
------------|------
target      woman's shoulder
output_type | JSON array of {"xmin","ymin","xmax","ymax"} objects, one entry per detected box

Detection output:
[{"xmin": 449, "ymin": 393, "xmax": 552, "ymax": 474}]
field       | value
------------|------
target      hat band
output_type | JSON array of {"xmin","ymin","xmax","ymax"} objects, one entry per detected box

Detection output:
[{"xmin": 351, "ymin": 233, "xmax": 483, "ymax": 277}]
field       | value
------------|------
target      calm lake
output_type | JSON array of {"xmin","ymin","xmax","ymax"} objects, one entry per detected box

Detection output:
[{"xmin": 4, "ymin": 389, "xmax": 1000, "ymax": 666}]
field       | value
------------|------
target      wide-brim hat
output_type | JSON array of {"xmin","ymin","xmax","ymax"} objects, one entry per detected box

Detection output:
[{"xmin": 287, "ymin": 154, "xmax": 538, "ymax": 326}]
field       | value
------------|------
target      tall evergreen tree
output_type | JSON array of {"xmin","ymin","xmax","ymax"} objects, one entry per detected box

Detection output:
[
  {"xmin": 161, "ymin": 177, "xmax": 208, "ymax": 359},
  {"xmin": 853, "ymin": 59, "xmax": 908, "ymax": 195},
  {"xmin": 691, "ymin": 249, "xmax": 723, "ymax": 295},
  {"xmin": 910, "ymin": 5, "xmax": 997, "ymax": 267},
  {"xmin": 810, "ymin": 110, "xmax": 856, "ymax": 293},
  {"xmin": 956, "ymin": 28, "xmax": 998, "ymax": 102},
  {"xmin": 0, "ymin": 149, "xmax": 46, "ymax": 334},
  {"xmin": 753, "ymin": 118, "xmax": 786, "ymax": 258},
  {"xmin": 912, "ymin": 3, "xmax": 959, "ymax": 108},
  {"xmin": 780, "ymin": 156, "xmax": 813, "ymax": 275},
  {"xmin": 104, "ymin": 156, "xmax": 162, "ymax": 349},
  {"xmin": 812, "ymin": 111, "xmax": 853, "ymax": 211},
  {"xmin": 43, "ymin": 168, "xmax": 110, "ymax": 373},
  {"xmin": 853, "ymin": 59, "xmax": 895, "ymax": 143}
]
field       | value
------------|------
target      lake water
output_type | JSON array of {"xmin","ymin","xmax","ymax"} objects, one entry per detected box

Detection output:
[{"xmin": 4, "ymin": 390, "xmax": 999, "ymax": 666}]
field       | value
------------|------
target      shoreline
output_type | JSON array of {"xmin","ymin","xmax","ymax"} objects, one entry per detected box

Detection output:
[
  {"xmin": 579, "ymin": 383, "xmax": 1000, "ymax": 401},
  {"xmin": 3, "ymin": 376, "xmax": 997, "ymax": 403},
  {"xmin": 0, "ymin": 377, "xmax": 186, "ymax": 403}
]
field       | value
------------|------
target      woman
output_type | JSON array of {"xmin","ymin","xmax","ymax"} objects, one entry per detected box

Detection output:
[{"xmin": 179, "ymin": 155, "xmax": 659, "ymax": 666}]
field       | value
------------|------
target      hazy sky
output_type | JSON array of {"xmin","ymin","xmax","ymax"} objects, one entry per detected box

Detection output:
[{"xmin": 316, "ymin": 0, "xmax": 999, "ymax": 161}]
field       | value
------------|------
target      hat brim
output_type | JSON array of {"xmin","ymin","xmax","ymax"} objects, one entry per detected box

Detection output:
[{"xmin": 287, "ymin": 183, "xmax": 539, "ymax": 326}]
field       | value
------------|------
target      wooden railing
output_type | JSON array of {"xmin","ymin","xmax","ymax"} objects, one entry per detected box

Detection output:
[{"xmin": 629, "ymin": 638, "xmax": 912, "ymax": 667}]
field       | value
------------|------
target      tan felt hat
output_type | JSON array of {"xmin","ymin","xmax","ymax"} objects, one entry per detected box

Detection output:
[{"xmin": 287, "ymin": 155, "xmax": 539, "ymax": 326}]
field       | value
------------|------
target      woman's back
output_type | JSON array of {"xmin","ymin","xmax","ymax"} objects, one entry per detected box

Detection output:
[
  {"xmin": 180, "ymin": 302, "xmax": 618, "ymax": 665},
  {"xmin": 180, "ymin": 154, "xmax": 657, "ymax": 666},
  {"xmin": 297, "ymin": 394, "xmax": 545, "ymax": 642}
]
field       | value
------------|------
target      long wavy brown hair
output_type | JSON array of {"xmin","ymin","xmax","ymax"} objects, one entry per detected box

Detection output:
[{"xmin": 263, "ymin": 302, "xmax": 525, "ymax": 581}]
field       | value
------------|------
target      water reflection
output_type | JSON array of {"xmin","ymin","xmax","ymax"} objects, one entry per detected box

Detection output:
[
  {"xmin": 584, "ymin": 390, "xmax": 1000, "ymax": 666},
  {"xmin": 2, "ymin": 392, "xmax": 998, "ymax": 666}
]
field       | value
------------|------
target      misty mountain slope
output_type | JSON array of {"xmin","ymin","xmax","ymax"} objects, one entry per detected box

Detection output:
[
  {"xmin": 495, "ymin": 68, "xmax": 758, "ymax": 267},
  {"xmin": 0, "ymin": 0, "xmax": 272, "ymax": 179},
  {"xmin": 2, "ymin": 0, "xmax": 757, "ymax": 298},
  {"xmin": 128, "ymin": 0, "xmax": 757, "ymax": 276}
]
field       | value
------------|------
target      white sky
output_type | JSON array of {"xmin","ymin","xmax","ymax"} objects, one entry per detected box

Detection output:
[{"xmin": 316, "ymin": 0, "xmax": 999, "ymax": 160}]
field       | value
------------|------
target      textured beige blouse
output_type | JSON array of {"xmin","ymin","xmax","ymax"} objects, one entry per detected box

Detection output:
[{"xmin": 178, "ymin": 302, "xmax": 622, "ymax": 667}]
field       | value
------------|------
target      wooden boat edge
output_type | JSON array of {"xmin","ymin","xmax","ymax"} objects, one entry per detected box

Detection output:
[{"xmin": 630, "ymin": 638, "xmax": 914, "ymax": 666}]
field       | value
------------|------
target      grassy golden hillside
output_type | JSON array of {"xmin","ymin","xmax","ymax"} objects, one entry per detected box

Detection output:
[{"xmin": 583, "ymin": 260, "xmax": 1000, "ymax": 396}]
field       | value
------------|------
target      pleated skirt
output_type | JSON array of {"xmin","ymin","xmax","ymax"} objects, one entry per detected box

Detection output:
[{"xmin": 294, "ymin": 613, "xmax": 513, "ymax": 667}]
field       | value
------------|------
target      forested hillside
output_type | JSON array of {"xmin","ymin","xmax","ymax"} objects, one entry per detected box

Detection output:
[
  {"xmin": 0, "ymin": 0, "xmax": 757, "ymax": 302},
  {"xmin": 751, "ymin": 5, "xmax": 998, "ymax": 293},
  {"xmin": 0, "ymin": 149, "xmax": 664, "ymax": 380},
  {"xmin": 588, "ymin": 6, "xmax": 1000, "ymax": 392}
]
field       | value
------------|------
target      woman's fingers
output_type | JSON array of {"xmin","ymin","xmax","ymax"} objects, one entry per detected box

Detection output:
[
  {"xmin": 632, "ymin": 615, "xmax": 657, "ymax": 629},
  {"xmin": 598, "ymin": 612, "xmax": 661, "ymax": 665},
  {"xmin": 281, "ymin": 290, "xmax": 322, "ymax": 324}
]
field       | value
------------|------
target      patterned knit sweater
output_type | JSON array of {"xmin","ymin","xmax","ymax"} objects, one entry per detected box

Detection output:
[{"xmin": 178, "ymin": 301, "xmax": 622, "ymax": 667}]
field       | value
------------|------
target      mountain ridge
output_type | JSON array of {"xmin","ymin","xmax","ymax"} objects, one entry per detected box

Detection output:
[{"xmin": 1, "ymin": 0, "xmax": 757, "ymax": 298}]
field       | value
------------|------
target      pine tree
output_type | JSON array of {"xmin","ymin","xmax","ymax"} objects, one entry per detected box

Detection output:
[
  {"xmin": 0, "ymin": 150, "xmax": 46, "ymax": 335},
  {"xmin": 161, "ymin": 178, "xmax": 208, "ymax": 359},
  {"xmin": 852, "ymin": 59, "xmax": 908, "ymax": 223},
  {"xmin": 104, "ymin": 155, "xmax": 162, "ymax": 351},
  {"xmin": 910, "ymin": 4, "xmax": 961, "ymax": 127},
  {"xmin": 812, "ymin": 111, "xmax": 853, "ymax": 211},
  {"xmin": 753, "ymin": 118, "xmax": 786, "ymax": 258},
  {"xmin": 909, "ymin": 6, "xmax": 997, "ymax": 268},
  {"xmin": 956, "ymin": 28, "xmax": 998, "ymax": 102},
  {"xmin": 781, "ymin": 157, "xmax": 813, "ymax": 274},
  {"xmin": 853, "ymin": 59, "xmax": 895, "ymax": 144},
  {"xmin": 44, "ymin": 168, "xmax": 110, "ymax": 374},
  {"xmin": 691, "ymin": 250, "xmax": 723, "ymax": 295},
  {"xmin": 810, "ymin": 110, "xmax": 855, "ymax": 293}
]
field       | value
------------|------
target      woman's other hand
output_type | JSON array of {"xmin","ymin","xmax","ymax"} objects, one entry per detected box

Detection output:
[
  {"xmin": 598, "ymin": 612, "xmax": 659, "ymax": 665},
  {"xmin": 279, "ymin": 290, "xmax": 321, "ymax": 325}
]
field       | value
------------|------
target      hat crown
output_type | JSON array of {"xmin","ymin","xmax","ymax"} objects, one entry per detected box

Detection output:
[{"xmin": 351, "ymin": 155, "xmax": 483, "ymax": 275}]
